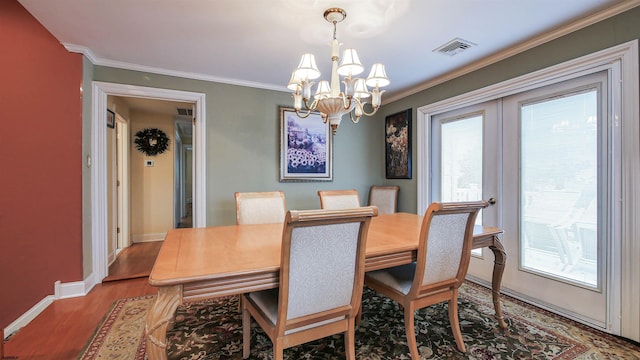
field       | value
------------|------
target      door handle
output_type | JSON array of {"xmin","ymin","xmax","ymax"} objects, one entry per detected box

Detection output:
[{"xmin": 488, "ymin": 197, "xmax": 497, "ymax": 205}]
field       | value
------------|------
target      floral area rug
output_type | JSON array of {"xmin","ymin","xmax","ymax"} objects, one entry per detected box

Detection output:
[
  {"xmin": 79, "ymin": 282, "xmax": 640, "ymax": 359},
  {"xmin": 78, "ymin": 295, "xmax": 154, "ymax": 359}
]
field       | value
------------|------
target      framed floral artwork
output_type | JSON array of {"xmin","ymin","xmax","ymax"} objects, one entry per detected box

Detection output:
[
  {"xmin": 280, "ymin": 107, "xmax": 332, "ymax": 182},
  {"xmin": 385, "ymin": 109, "xmax": 412, "ymax": 179}
]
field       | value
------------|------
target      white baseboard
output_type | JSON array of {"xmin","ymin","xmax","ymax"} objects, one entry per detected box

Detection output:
[
  {"xmin": 3, "ymin": 295, "xmax": 55, "ymax": 340},
  {"xmin": 4, "ymin": 276, "xmax": 97, "ymax": 340},
  {"xmin": 108, "ymin": 251, "xmax": 116, "ymax": 266},
  {"xmin": 132, "ymin": 232, "xmax": 166, "ymax": 243}
]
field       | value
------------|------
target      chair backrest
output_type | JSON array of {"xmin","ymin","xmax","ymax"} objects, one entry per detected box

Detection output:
[
  {"xmin": 317, "ymin": 189, "xmax": 360, "ymax": 209},
  {"xmin": 276, "ymin": 206, "xmax": 377, "ymax": 334},
  {"xmin": 410, "ymin": 201, "xmax": 488, "ymax": 297},
  {"xmin": 234, "ymin": 191, "xmax": 286, "ymax": 225},
  {"xmin": 368, "ymin": 185, "xmax": 400, "ymax": 214}
]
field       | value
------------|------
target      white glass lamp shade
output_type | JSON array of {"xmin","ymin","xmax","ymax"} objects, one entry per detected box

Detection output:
[
  {"xmin": 365, "ymin": 63, "xmax": 390, "ymax": 88},
  {"xmin": 353, "ymin": 78, "xmax": 370, "ymax": 99},
  {"xmin": 295, "ymin": 53, "xmax": 321, "ymax": 80},
  {"xmin": 287, "ymin": 71, "xmax": 302, "ymax": 91},
  {"xmin": 314, "ymin": 80, "xmax": 331, "ymax": 100},
  {"xmin": 337, "ymin": 48, "xmax": 364, "ymax": 76}
]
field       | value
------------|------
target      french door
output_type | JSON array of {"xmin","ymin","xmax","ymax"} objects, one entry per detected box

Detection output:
[{"xmin": 430, "ymin": 70, "xmax": 617, "ymax": 330}]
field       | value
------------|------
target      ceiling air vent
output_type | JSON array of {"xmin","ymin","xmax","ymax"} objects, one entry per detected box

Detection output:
[
  {"xmin": 433, "ymin": 38, "xmax": 477, "ymax": 56},
  {"xmin": 176, "ymin": 108, "xmax": 193, "ymax": 116}
]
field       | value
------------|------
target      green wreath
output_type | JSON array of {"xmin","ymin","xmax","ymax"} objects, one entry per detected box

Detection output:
[{"xmin": 134, "ymin": 128, "xmax": 170, "ymax": 156}]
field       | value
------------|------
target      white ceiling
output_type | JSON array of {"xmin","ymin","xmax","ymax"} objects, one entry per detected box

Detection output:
[{"xmin": 19, "ymin": 0, "xmax": 628, "ymax": 103}]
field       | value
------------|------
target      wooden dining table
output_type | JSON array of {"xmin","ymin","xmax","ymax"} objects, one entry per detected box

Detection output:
[{"xmin": 145, "ymin": 212, "xmax": 505, "ymax": 359}]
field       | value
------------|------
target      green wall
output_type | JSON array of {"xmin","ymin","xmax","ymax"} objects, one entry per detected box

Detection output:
[{"xmin": 92, "ymin": 67, "xmax": 390, "ymax": 226}]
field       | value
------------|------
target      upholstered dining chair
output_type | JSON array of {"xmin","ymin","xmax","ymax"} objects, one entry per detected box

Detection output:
[
  {"xmin": 364, "ymin": 201, "xmax": 488, "ymax": 359},
  {"xmin": 317, "ymin": 189, "xmax": 360, "ymax": 209},
  {"xmin": 234, "ymin": 191, "xmax": 286, "ymax": 225},
  {"xmin": 242, "ymin": 206, "xmax": 378, "ymax": 360},
  {"xmin": 368, "ymin": 185, "xmax": 400, "ymax": 214},
  {"xmin": 234, "ymin": 191, "xmax": 286, "ymax": 311}
]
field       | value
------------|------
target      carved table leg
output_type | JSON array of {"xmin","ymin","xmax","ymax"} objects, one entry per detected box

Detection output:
[
  {"xmin": 489, "ymin": 240, "xmax": 507, "ymax": 328},
  {"xmin": 146, "ymin": 285, "xmax": 182, "ymax": 360}
]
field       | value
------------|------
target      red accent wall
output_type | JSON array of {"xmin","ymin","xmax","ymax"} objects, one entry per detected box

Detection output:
[{"xmin": 0, "ymin": 0, "xmax": 83, "ymax": 329}]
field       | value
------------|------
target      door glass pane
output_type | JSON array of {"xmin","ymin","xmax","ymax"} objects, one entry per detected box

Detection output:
[
  {"xmin": 441, "ymin": 114, "xmax": 483, "ymax": 259},
  {"xmin": 520, "ymin": 89, "xmax": 598, "ymax": 288}
]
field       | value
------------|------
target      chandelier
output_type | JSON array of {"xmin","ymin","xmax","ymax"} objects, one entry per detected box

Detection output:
[{"xmin": 287, "ymin": 8, "xmax": 390, "ymax": 135}]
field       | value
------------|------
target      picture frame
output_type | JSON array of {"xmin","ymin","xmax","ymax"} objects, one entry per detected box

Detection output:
[
  {"xmin": 385, "ymin": 109, "xmax": 412, "ymax": 179},
  {"xmin": 107, "ymin": 109, "xmax": 115, "ymax": 128},
  {"xmin": 280, "ymin": 106, "xmax": 332, "ymax": 182}
]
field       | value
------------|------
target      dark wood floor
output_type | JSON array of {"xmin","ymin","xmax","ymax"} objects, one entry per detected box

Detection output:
[{"xmin": 3, "ymin": 242, "xmax": 162, "ymax": 359}]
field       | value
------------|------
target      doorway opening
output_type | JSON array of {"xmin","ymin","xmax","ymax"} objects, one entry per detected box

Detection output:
[
  {"xmin": 104, "ymin": 96, "xmax": 196, "ymax": 281},
  {"xmin": 90, "ymin": 82, "xmax": 206, "ymax": 286}
]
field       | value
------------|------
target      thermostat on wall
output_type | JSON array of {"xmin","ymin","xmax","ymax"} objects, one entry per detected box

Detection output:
[{"xmin": 145, "ymin": 160, "xmax": 155, "ymax": 167}]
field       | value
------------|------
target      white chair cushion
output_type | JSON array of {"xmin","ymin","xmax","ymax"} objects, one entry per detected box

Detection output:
[
  {"xmin": 422, "ymin": 213, "xmax": 467, "ymax": 285},
  {"xmin": 237, "ymin": 196, "xmax": 285, "ymax": 224},
  {"xmin": 366, "ymin": 262, "xmax": 416, "ymax": 295},
  {"xmin": 369, "ymin": 188, "xmax": 397, "ymax": 214},
  {"xmin": 248, "ymin": 289, "xmax": 343, "ymax": 335},
  {"xmin": 287, "ymin": 223, "xmax": 358, "ymax": 318},
  {"xmin": 322, "ymin": 195, "xmax": 360, "ymax": 209}
]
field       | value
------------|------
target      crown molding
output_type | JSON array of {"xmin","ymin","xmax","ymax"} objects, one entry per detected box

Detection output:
[
  {"xmin": 62, "ymin": 43, "xmax": 288, "ymax": 92},
  {"xmin": 385, "ymin": 0, "xmax": 640, "ymax": 103}
]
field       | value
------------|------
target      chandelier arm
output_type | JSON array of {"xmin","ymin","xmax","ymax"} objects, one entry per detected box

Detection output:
[
  {"xmin": 348, "ymin": 111, "xmax": 362, "ymax": 124},
  {"xmin": 342, "ymin": 94, "xmax": 352, "ymax": 110},
  {"xmin": 358, "ymin": 101, "xmax": 380, "ymax": 117},
  {"xmin": 294, "ymin": 108, "xmax": 313, "ymax": 119},
  {"xmin": 303, "ymin": 98, "xmax": 319, "ymax": 111}
]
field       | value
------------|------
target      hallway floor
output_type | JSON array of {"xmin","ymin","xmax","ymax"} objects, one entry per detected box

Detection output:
[{"xmin": 103, "ymin": 241, "xmax": 162, "ymax": 282}]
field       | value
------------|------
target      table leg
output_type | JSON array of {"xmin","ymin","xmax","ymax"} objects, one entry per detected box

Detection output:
[
  {"xmin": 489, "ymin": 240, "xmax": 507, "ymax": 328},
  {"xmin": 146, "ymin": 285, "xmax": 182, "ymax": 360}
]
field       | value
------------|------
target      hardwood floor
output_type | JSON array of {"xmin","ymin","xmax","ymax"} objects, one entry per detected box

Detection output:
[
  {"xmin": 4, "ymin": 277, "xmax": 156, "ymax": 359},
  {"xmin": 103, "ymin": 241, "xmax": 162, "ymax": 282},
  {"xmin": 4, "ymin": 242, "xmax": 162, "ymax": 358}
]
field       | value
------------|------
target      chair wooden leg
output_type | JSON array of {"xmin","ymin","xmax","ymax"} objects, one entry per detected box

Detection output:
[
  {"xmin": 242, "ymin": 300, "xmax": 251, "ymax": 359},
  {"xmin": 345, "ymin": 319, "xmax": 356, "ymax": 360},
  {"xmin": 273, "ymin": 338, "xmax": 284, "ymax": 360},
  {"xmin": 448, "ymin": 295, "xmax": 466, "ymax": 353},
  {"xmin": 404, "ymin": 305, "xmax": 420, "ymax": 360}
]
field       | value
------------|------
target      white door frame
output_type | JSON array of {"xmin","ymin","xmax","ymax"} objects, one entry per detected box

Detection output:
[
  {"xmin": 417, "ymin": 40, "xmax": 639, "ymax": 340},
  {"xmin": 90, "ymin": 81, "xmax": 207, "ymax": 283},
  {"xmin": 115, "ymin": 113, "xmax": 130, "ymax": 251}
]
